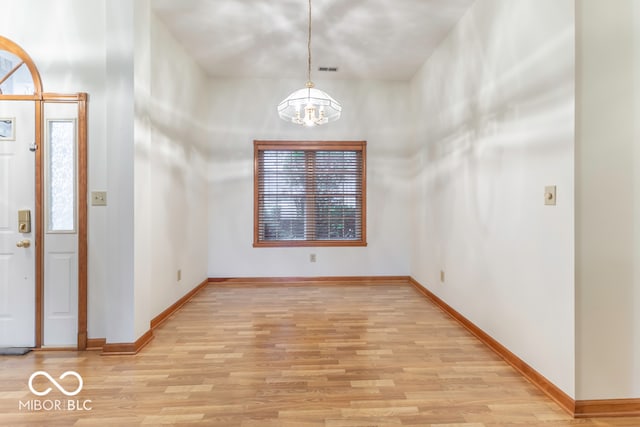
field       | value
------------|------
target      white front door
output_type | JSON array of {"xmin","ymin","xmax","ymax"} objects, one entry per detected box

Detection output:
[{"xmin": 0, "ymin": 100, "xmax": 35, "ymax": 347}]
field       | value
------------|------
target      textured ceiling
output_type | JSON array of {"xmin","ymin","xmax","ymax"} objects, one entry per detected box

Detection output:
[{"xmin": 151, "ymin": 0, "xmax": 474, "ymax": 81}]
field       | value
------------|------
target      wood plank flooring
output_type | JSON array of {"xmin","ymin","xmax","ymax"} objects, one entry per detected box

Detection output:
[{"xmin": 1, "ymin": 281, "xmax": 638, "ymax": 426}]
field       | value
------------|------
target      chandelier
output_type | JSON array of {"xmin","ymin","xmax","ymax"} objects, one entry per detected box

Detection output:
[{"xmin": 277, "ymin": 0, "xmax": 341, "ymax": 127}]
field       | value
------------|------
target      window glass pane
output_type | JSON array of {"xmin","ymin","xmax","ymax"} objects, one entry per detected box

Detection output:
[
  {"xmin": 314, "ymin": 151, "xmax": 361, "ymax": 240},
  {"xmin": 48, "ymin": 120, "xmax": 76, "ymax": 232},
  {"xmin": 0, "ymin": 50, "xmax": 35, "ymax": 95},
  {"xmin": 259, "ymin": 150, "xmax": 306, "ymax": 241}
]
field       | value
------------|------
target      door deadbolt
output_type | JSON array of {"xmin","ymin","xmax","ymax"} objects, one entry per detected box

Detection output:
[{"xmin": 18, "ymin": 209, "xmax": 31, "ymax": 233}]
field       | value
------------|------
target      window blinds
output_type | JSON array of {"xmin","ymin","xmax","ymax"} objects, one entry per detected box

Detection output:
[{"xmin": 254, "ymin": 141, "xmax": 366, "ymax": 247}]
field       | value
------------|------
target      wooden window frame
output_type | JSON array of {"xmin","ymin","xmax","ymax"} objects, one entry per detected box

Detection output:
[{"xmin": 254, "ymin": 140, "xmax": 367, "ymax": 248}]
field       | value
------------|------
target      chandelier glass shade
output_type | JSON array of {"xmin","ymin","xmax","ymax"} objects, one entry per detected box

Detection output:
[
  {"xmin": 278, "ymin": 82, "xmax": 342, "ymax": 126},
  {"xmin": 277, "ymin": 0, "xmax": 341, "ymax": 127}
]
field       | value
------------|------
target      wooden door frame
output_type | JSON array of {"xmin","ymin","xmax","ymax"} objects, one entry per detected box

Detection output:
[
  {"xmin": 41, "ymin": 94, "xmax": 88, "ymax": 350},
  {"xmin": 0, "ymin": 36, "xmax": 88, "ymax": 350}
]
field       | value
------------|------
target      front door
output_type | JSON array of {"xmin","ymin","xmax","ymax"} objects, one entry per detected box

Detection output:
[{"xmin": 0, "ymin": 100, "xmax": 35, "ymax": 347}]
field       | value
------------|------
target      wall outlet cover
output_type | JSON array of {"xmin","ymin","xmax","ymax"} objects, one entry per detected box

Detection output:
[
  {"xmin": 91, "ymin": 191, "xmax": 107, "ymax": 206},
  {"xmin": 544, "ymin": 186, "xmax": 556, "ymax": 206}
]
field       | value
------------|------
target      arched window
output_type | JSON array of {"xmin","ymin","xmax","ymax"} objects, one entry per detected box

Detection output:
[{"xmin": 0, "ymin": 35, "xmax": 43, "ymax": 97}]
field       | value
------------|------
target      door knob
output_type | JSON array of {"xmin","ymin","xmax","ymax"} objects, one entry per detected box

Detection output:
[{"xmin": 16, "ymin": 239, "xmax": 31, "ymax": 248}]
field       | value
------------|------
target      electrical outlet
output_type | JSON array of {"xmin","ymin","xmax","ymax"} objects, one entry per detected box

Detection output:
[
  {"xmin": 177, "ymin": 269, "xmax": 181, "ymax": 281},
  {"xmin": 310, "ymin": 254, "xmax": 317, "ymax": 263},
  {"xmin": 440, "ymin": 270, "xmax": 445, "ymax": 282}
]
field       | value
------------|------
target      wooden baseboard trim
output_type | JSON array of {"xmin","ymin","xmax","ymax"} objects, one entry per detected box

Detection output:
[
  {"xmin": 86, "ymin": 338, "xmax": 106, "ymax": 351},
  {"xmin": 151, "ymin": 278, "xmax": 210, "ymax": 330},
  {"xmin": 95, "ymin": 278, "xmax": 208, "ymax": 355},
  {"xmin": 209, "ymin": 276, "xmax": 411, "ymax": 285},
  {"xmin": 575, "ymin": 399, "xmax": 640, "ymax": 418},
  {"xmin": 408, "ymin": 277, "xmax": 576, "ymax": 416},
  {"xmin": 31, "ymin": 347, "xmax": 78, "ymax": 352},
  {"xmin": 101, "ymin": 329, "xmax": 154, "ymax": 356}
]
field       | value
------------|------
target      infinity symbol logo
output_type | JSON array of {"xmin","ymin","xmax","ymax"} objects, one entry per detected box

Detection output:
[{"xmin": 28, "ymin": 371, "xmax": 83, "ymax": 397}]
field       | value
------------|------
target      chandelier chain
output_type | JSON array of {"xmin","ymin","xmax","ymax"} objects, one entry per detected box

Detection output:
[{"xmin": 307, "ymin": 0, "xmax": 312, "ymax": 84}]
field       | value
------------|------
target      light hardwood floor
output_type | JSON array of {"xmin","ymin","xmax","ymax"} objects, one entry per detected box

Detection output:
[{"xmin": 1, "ymin": 281, "xmax": 638, "ymax": 426}]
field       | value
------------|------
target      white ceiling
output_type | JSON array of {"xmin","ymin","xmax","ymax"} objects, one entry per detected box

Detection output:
[{"xmin": 151, "ymin": 0, "xmax": 475, "ymax": 81}]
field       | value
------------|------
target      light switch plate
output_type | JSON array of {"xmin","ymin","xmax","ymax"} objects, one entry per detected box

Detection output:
[
  {"xmin": 544, "ymin": 186, "xmax": 556, "ymax": 206},
  {"xmin": 91, "ymin": 191, "xmax": 107, "ymax": 206}
]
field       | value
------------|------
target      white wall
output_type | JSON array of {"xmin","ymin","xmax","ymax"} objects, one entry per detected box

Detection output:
[
  {"xmin": 575, "ymin": 0, "xmax": 640, "ymax": 400},
  {"xmin": 105, "ymin": 0, "xmax": 136, "ymax": 344},
  {"xmin": 134, "ymin": 0, "xmax": 153, "ymax": 340},
  {"xmin": 133, "ymin": 3, "xmax": 210, "ymax": 338},
  {"xmin": 141, "ymin": 11, "xmax": 210, "ymax": 324},
  {"xmin": 207, "ymin": 78, "xmax": 412, "ymax": 277},
  {"xmin": 409, "ymin": 0, "xmax": 575, "ymax": 396}
]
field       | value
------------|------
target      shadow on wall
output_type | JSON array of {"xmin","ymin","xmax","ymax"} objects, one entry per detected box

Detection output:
[
  {"xmin": 134, "ymin": 73, "xmax": 210, "ymax": 293},
  {"xmin": 411, "ymin": 20, "xmax": 574, "ymax": 239}
]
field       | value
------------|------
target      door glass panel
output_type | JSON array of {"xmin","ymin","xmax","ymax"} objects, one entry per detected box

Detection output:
[{"xmin": 46, "ymin": 119, "xmax": 76, "ymax": 232}]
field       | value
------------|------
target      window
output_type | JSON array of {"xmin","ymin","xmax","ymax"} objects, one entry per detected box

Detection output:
[
  {"xmin": 46, "ymin": 119, "xmax": 77, "ymax": 232},
  {"xmin": 254, "ymin": 140, "xmax": 367, "ymax": 247}
]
